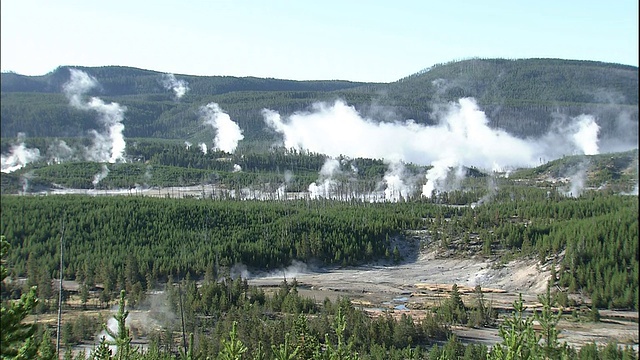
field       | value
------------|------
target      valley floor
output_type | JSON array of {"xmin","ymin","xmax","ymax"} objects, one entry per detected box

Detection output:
[{"xmin": 248, "ymin": 249, "xmax": 639, "ymax": 351}]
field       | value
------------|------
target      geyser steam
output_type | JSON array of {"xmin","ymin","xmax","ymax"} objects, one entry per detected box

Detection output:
[
  {"xmin": 63, "ymin": 69, "xmax": 127, "ymax": 163},
  {"xmin": 308, "ymin": 158, "xmax": 341, "ymax": 199},
  {"xmin": 1, "ymin": 133, "xmax": 41, "ymax": 173},
  {"xmin": 263, "ymin": 98, "xmax": 612, "ymax": 198},
  {"xmin": 200, "ymin": 103, "xmax": 244, "ymax": 153},
  {"xmin": 161, "ymin": 73, "xmax": 189, "ymax": 99},
  {"xmin": 92, "ymin": 164, "xmax": 110, "ymax": 187},
  {"xmin": 569, "ymin": 115, "xmax": 600, "ymax": 155}
]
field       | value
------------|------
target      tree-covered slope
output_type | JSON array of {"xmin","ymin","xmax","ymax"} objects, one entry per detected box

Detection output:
[
  {"xmin": 0, "ymin": 65, "xmax": 372, "ymax": 96},
  {"xmin": 372, "ymin": 58, "xmax": 639, "ymax": 140},
  {"xmin": 1, "ymin": 58, "xmax": 637, "ymax": 144}
]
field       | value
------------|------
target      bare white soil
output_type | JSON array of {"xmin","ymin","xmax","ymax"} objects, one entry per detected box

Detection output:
[{"xmin": 248, "ymin": 249, "xmax": 639, "ymax": 351}]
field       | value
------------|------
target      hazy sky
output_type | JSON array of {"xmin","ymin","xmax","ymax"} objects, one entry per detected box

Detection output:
[{"xmin": 1, "ymin": 0, "xmax": 638, "ymax": 82}]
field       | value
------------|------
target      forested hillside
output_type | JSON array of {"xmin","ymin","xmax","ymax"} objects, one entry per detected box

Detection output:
[
  {"xmin": 2, "ymin": 58, "xmax": 637, "ymax": 145},
  {"xmin": 387, "ymin": 58, "xmax": 638, "ymax": 139},
  {"xmin": 2, "ymin": 188, "xmax": 638, "ymax": 310},
  {"xmin": 1, "ymin": 58, "xmax": 638, "ymax": 359},
  {"xmin": 1, "ymin": 138, "xmax": 637, "ymax": 195}
]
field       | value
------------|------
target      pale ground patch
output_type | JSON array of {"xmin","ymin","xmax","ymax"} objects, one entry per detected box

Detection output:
[{"xmin": 249, "ymin": 248, "xmax": 638, "ymax": 351}]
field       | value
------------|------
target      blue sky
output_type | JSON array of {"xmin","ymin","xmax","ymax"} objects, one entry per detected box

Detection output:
[{"xmin": 1, "ymin": 0, "xmax": 638, "ymax": 82}]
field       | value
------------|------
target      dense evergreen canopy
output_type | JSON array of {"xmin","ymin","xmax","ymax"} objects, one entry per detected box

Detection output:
[{"xmin": 2, "ymin": 58, "xmax": 637, "ymax": 143}]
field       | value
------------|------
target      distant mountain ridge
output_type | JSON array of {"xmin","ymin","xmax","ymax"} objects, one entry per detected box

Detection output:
[
  {"xmin": 1, "ymin": 58, "xmax": 638, "ymax": 148},
  {"xmin": 0, "ymin": 65, "xmax": 372, "ymax": 95}
]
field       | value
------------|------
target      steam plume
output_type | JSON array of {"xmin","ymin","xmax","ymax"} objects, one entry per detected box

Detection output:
[
  {"xmin": 252, "ymin": 260, "xmax": 312, "ymax": 279},
  {"xmin": 424, "ymin": 162, "xmax": 469, "ymax": 198},
  {"xmin": 382, "ymin": 161, "xmax": 416, "ymax": 202},
  {"xmin": 1, "ymin": 133, "xmax": 41, "ymax": 173},
  {"xmin": 230, "ymin": 263, "xmax": 250, "ymax": 280},
  {"xmin": 263, "ymin": 98, "xmax": 616, "ymax": 198},
  {"xmin": 63, "ymin": 69, "xmax": 127, "ymax": 163},
  {"xmin": 263, "ymin": 99, "xmax": 539, "ymax": 168},
  {"xmin": 92, "ymin": 164, "xmax": 110, "ymax": 187},
  {"xmin": 141, "ymin": 165, "xmax": 153, "ymax": 189},
  {"xmin": 474, "ymin": 173, "xmax": 499, "ymax": 207},
  {"xmin": 538, "ymin": 113, "xmax": 601, "ymax": 157},
  {"xmin": 47, "ymin": 139, "xmax": 75, "ymax": 164},
  {"xmin": 20, "ymin": 170, "xmax": 36, "ymax": 194},
  {"xmin": 98, "ymin": 317, "xmax": 120, "ymax": 350},
  {"xmin": 201, "ymin": 103, "xmax": 244, "ymax": 153},
  {"xmin": 161, "ymin": 73, "xmax": 189, "ymax": 99},
  {"xmin": 569, "ymin": 115, "xmax": 600, "ymax": 155},
  {"xmin": 308, "ymin": 158, "xmax": 341, "ymax": 199},
  {"xmin": 560, "ymin": 161, "xmax": 589, "ymax": 198}
]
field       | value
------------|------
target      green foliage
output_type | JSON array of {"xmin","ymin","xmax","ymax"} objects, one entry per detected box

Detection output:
[
  {"xmin": 36, "ymin": 329, "xmax": 56, "ymax": 360},
  {"xmin": 0, "ymin": 195, "xmax": 413, "ymax": 281},
  {"xmin": 2, "ymin": 180, "xmax": 638, "ymax": 311},
  {"xmin": 534, "ymin": 283, "xmax": 566, "ymax": 359},
  {"xmin": 489, "ymin": 294, "xmax": 540, "ymax": 359},
  {"xmin": 324, "ymin": 306, "xmax": 357, "ymax": 360},
  {"xmin": 1, "ymin": 235, "xmax": 40, "ymax": 359},
  {"xmin": 2, "ymin": 59, "xmax": 637, "ymax": 143},
  {"xmin": 511, "ymin": 149, "xmax": 639, "ymax": 189},
  {"xmin": 217, "ymin": 321, "xmax": 247, "ymax": 360},
  {"xmin": 90, "ymin": 337, "xmax": 113, "ymax": 360},
  {"xmin": 102, "ymin": 290, "xmax": 138, "ymax": 360},
  {"xmin": 439, "ymin": 284, "xmax": 468, "ymax": 325},
  {"xmin": 270, "ymin": 333, "xmax": 299, "ymax": 360},
  {"xmin": 467, "ymin": 285, "xmax": 496, "ymax": 328}
]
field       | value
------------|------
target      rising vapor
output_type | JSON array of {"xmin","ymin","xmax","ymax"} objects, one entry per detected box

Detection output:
[
  {"xmin": 92, "ymin": 164, "xmax": 110, "ymax": 187},
  {"xmin": 200, "ymin": 103, "xmax": 244, "ymax": 153},
  {"xmin": 383, "ymin": 160, "xmax": 418, "ymax": 202},
  {"xmin": 569, "ymin": 115, "xmax": 600, "ymax": 155},
  {"xmin": 47, "ymin": 139, "xmax": 75, "ymax": 165},
  {"xmin": 560, "ymin": 161, "xmax": 589, "ymax": 198},
  {"xmin": 199, "ymin": 143, "xmax": 208, "ymax": 154},
  {"xmin": 308, "ymin": 158, "xmax": 341, "ymax": 199},
  {"xmin": 161, "ymin": 74, "xmax": 189, "ymax": 99},
  {"xmin": 1, "ymin": 133, "xmax": 41, "ymax": 173},
  {"xmin": 21, "ymin": 170, "xmax": 36, "ymax": 194},
  {"xmin": 263, "ymin": 98, "xmax": 607, "ymax": 197},
  {"xmin": 63, "ymin": 69, "xmax": 127, "ymax": 163}
]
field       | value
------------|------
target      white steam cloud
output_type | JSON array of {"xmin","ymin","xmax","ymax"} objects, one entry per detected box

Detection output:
[
  {"xmin": 161, "ymin": 73, "xmax": 189, "ymax": 99},
  {"xmin": 92, "ymin": 164, "xmax": 110, "ymax": 187},
  {"xmin": 21, "ymin": 170, "xmax": 36, "ymax": 194},
  {"xmin": 308, "ymin": 158, "xmax": 341, "ymax": 199},
  {"xmin": 570, "ymin": 115, "xmax": 600, "ymax": 155},
  {"xmin": 47, "ymin": 140, "xmax": 75, "ymax": 164},
  {"xmin": 560, "ymin": 161, "xmax": 589, "ymax": 198},
  {"xmin": 422, "ymin": 159, "xmax": 466, "ymax": 198},
  {"xmin": 263, "ymin": 99, "xmax": 539, "ymax": 168},
  {"xmin": 263, "ymin": 98, "xmax": 608, "ymax": 198},
  {"xmin": 63, "ymin": 69, "xmax": 127, "ymax": 163},
  {"xmin": 139, "ymin": 165, "xmax": 153, "ymax": 189},
  {"xmin": 235, "ymin": 260, "xmax": 312, "ymax": 280},
  {"xmin": 1, "ymin": 133, "xmax": 41, "ymax": 173},
  {"xmin": 382, "ymin": 161, "xmax": 417, "ymax": 202},
  {"xmin": 201, "ymin": 103, "xmax": 244, "ymax": 153}
]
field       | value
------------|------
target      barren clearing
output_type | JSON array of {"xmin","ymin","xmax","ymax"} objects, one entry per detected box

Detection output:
[
  {"xmin": 249, "ymin": 247, "xmax": 639, "ymax": 350},
  {"xmin": 27, "ymin": 243, "xmax": 638, "ymax": 353}
]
